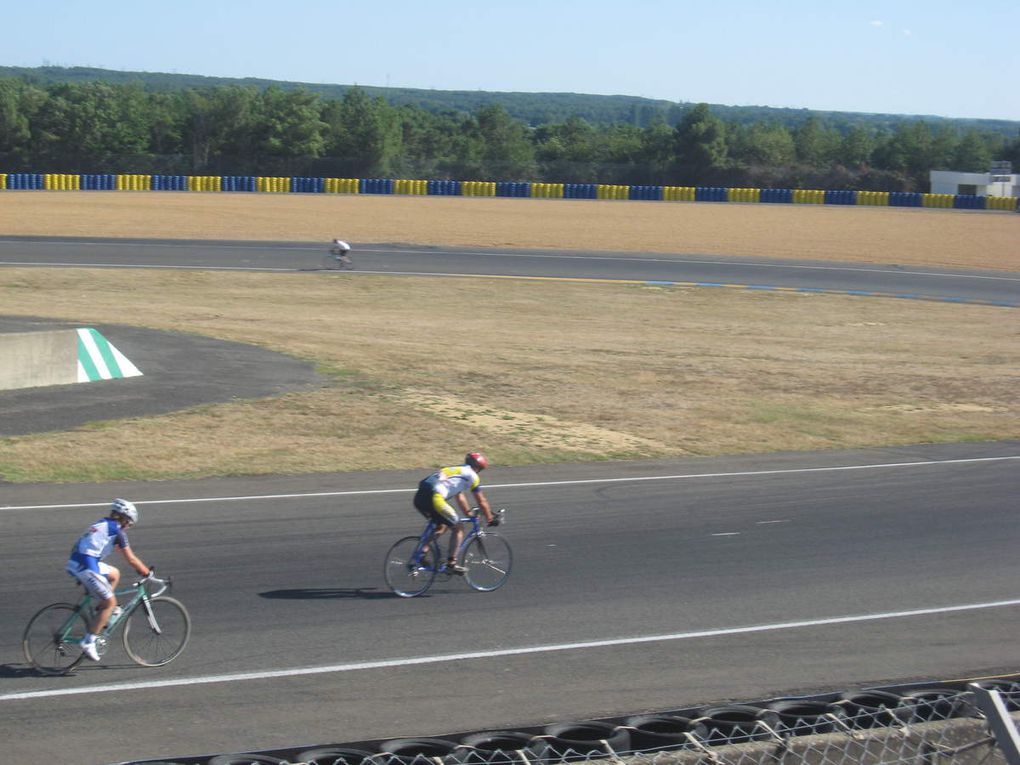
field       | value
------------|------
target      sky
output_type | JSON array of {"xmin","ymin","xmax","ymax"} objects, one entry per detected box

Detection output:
[{"xmin": 4, "ymin": 0, "xmax": 1019, "ymax": 121}]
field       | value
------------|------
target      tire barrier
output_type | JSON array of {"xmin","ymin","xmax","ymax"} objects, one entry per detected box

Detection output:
[
  {"xmin": 537, "ymin": 721, "xmax": 632, "ymax": 760},
  {"xmin": 450, "ymin": 731, "xmax": 550, "ymax": 765},
  {"xmin": 694, "ymin": 705, "xmax": 781, "ymax": 745},
  {"xmin": 621, "ymin": 714, "xmax": 708, "ymax": 752},
  {"xmin": 1, "ymin": 170, "xmax": 1014, "ymax": 212},
  {"xmin": 297, "ymin": 748, "xmax": 374, "ymax": 765},
  {"xmin": 123, "ymin": 679, "xmax": 1019, "ymax": 765}
]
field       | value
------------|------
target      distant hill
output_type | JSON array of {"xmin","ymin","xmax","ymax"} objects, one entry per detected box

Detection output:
[{"xmin": 2, "ymin": 65, "xmax": 1019, "ymax": 136}]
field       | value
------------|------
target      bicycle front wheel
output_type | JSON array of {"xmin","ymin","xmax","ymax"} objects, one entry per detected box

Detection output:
[
  {"xmin": 23, "ymin": 602, "xmax": 88, "ymax": 675},
  {"xmin": 321, "ymin": 253, "xmax": 341, "ymax": 270},
  {"xmin": 462, "ymin": 533, "xmax": 513, "ymax": 592},
  {"xmin": 384, "ymin": 536, "xmax": 437, "ymax": 598},
  {"xmin": 122, "ymin": 596, "xmax": 191, "ymax": 667}
]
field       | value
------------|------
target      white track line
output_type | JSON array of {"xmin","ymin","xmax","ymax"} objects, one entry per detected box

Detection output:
[
  {"xmin": 5, "ymin": 598, "xmax": 1019, "ymax": 702},
  {"xmin": 2, "ymin": 455, "xmax": 1017, "ymax": 511}
]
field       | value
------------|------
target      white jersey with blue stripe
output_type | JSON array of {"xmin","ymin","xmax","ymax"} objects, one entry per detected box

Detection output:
[{"xmin": 68, "ymin": 518, "xmax": 128, "ymax": 572}]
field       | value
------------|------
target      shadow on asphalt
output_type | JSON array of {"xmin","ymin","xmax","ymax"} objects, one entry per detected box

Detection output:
[{"xmin": 258, "ymin": 587, "xmax": 395, "ymax": 600}]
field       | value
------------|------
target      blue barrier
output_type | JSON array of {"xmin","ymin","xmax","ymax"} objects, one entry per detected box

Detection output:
[
  {"xmin": 81, "ymin": 174, "xmax": 115, "ymax": 190},
  {"xmin": 629, "ymin": 185, "xmax": 662, "ymax": 201},
  {"xmin": 953, "ymin": 194, "xmax": 984, "ymax": 210},
  {"xmin": 427, "ymin": 179, "xmax": 462, "ymax": 196},
  {"xmin": 760, "ymin": 188, "xmax": 794, "ymax": 204},
  {"xmin": 291, "ymin": 176, "xmax": 325, "ymax": 193},
  {"xmin": 360, "ymin": 178, "xmax": 393, "ymax": 194},
  {"xmin": 564, "ymin": 183, "xmax": 597, "ymax": 199},
  {"xmin": 889, "ymin": 191, "xmax": 922, "ymax": 207},
  {"xmin": 9, "ymin": 172, "xmax": 41, "ymax": 189},
  {"xmin": 153, "ymin": 174, "xmax": 187, "ymax": 191},
  {"xmin": 223, "ymin": 176, "xmax": 256, "ymax": 192},
  {"xmin": 824, "ymin": 189, "xmax": 856, "ymax": 205},
  {"xmin": 695, "ymin": 186, "xmax": 727, "ymax": 202}
]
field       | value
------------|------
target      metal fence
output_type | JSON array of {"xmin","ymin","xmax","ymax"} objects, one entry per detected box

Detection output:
[{"xmin": 124, "ymin": 680, "xmax": 1020, "ymax": 765}]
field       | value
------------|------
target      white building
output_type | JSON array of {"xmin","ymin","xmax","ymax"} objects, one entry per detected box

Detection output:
[{"xmin": 929, "ymin": 169, "xmax": 1018, "ymax": 197}]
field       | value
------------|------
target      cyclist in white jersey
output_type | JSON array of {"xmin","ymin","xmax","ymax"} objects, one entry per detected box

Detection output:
[
  {"xmin": 413, "ymin": 452, "xmax": 499, "ymax": 573},
  {"xmin": 65, "ymin": 498, "xmax": 152, "ymax": 661}
]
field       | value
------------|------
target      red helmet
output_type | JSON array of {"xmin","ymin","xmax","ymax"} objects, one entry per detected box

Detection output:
[{"xmin": 465, "ymin": 452, "xmax": 488, "ymax": 471}]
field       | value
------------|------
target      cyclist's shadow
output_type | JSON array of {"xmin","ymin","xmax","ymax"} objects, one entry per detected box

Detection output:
[{"xmin": 259, "ymin": 587, "xmax": 395, "ymax": 600}]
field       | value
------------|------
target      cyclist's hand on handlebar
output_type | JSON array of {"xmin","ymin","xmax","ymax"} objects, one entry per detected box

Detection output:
[{"xmin": 488, "ymin": 508, "xmax": 506, "ymax": 527}]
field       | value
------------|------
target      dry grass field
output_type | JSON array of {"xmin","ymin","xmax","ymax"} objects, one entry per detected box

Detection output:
[{"xmin": 0, "ymin": 192, "xmax": 1017, "ymax": 482}]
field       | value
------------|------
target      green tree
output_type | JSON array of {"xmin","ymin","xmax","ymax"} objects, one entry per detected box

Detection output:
[
  {"xmin": 475, "ymin": 103, "xmax": 535, "ymax": 178},
  {"xmin": 182, "ymin": 86, "xmax": 259, "ymax": 171},
  {"xmin": 323, "ymin": 86, "xmax": 402, "ymax": 176},
  {"xmin": 730, "ymin": 122, "xmax": 796, "ymax": 166},
  {"xmin": 673, "ymin": 103, "xmax": 729, "ymax": 183},
  {"xmin": 950, "ymin": 130, "xmax": 993, "ymax": 172},
  {"xmin": 0, "ymin": 79, "xmax": 36, "ymax": 156},
  {"xmin": 793, "ymin": 117, "xmax": 840, "ymax": 166},
  {"xmin": 838, "ymin": 126, "xmax": 875, "ymax": 167},
  {"xmin": 251, "ymin": 87, "xmax": 327, "ymax": 158}
]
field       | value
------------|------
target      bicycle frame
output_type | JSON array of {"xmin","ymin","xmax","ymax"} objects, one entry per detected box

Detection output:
[
  {"xmin": 412, "ymin": 514, "xmax": 486, "ymax": 572},
  {"xmin": 72, "ymin": 576, "xmax": 170, "ymax": 637}
]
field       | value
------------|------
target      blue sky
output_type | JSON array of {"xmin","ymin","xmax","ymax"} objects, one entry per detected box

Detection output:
[{"xmin": 5, "ymin": 0, "xmax": 1019, "ymax": 121}]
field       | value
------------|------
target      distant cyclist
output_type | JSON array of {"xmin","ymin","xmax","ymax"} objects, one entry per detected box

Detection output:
[
  {"xmin": 413, "ymin": 452, "xmax": 499, "ymax": 574},
  {"xmin": 330, "ymin": 238, "xmax": 353, "ymax": 269},
  {"xmin": 65, "ymin": 498, "xmax": 153, "ymax": 661}
]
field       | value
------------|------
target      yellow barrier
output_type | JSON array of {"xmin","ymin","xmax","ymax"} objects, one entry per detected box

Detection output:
[
  {"xmin": 0, "ymin": 173, "xmax": 6, "ymax": 190},
  {"xmin": 394, "ymin": 179, "xmax": 428, "ymax": 195},
  {"xmin": 921, "ymin": 193, "xmax": 954, "ymax": 208},
  {"xmin": 987, "ymin": 196, "xmax": 1017, "ymax": 211},
  {"xmin": 792, "ymin": 188, "xmax": 825, "ymax": 204},
  {"xmin": 44, "ymin": 173, "xmax": 81, "ymax": 190},
  {"xmin": 856, "ymin": 190, "xmax": 890, "ymax": 206},
  {"xmin": 186, "ymin": 175, "xmax": 222, "ymax": 192},
  {"xmin": 531, "ymin": 182, "xmax": 564, "ymax": 199},
  {"xmin": 662, "ymin": 186, "xmax": 696, "ymax": 202},
  {"xmin": 461, "ymin": 180, "xmax": 496, "ymax": 197},
  {"xmin": 596, "ymin": 184, "xmax": 629, "ymax": 200},
  {"xmin": 324, "ymin": 178, "xmax": 359, "ymax": 194},
  {"xmin": 116, "ymin": 174, "xmax": 151, "ymax": 191},
  {"xmin": 727, "ymin": 187, "xmax": 761, "ymax": 203},
  {"xmin": 257, "ymin": 177, "xmax": 291, "ymax": 193}
]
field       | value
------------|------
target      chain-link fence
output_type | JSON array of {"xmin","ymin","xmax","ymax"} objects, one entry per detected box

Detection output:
[{"xmin": 122, "ymin": 679, "xmax": 1020, "ymax": 765}]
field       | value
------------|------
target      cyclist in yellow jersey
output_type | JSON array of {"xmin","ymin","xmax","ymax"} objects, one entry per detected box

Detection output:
[{"xmin": 413, "ymin": 452, "xmax": 499, "ymax": 574}]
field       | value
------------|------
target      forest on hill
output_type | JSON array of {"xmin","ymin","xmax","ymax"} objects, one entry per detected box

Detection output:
[{"xmin": 1, "ymin": 66, "xmax": 1018, "ymax": 190}]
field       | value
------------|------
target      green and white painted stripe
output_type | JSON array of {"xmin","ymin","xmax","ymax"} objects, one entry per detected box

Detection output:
[{"xmin": 76, "ymin": 328, "xmax": 142, "ymax": 382}]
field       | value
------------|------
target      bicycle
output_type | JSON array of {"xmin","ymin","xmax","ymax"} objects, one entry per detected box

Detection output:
[
  {"xmin": 384, "ymin": 508, "xmax": 512, "ymax": 598},
  {"xmin": 22, "ymin": 573, "xmax": 191, "ymax": 675},
  {"xmin": 322, "ymin": 242, "xmax": 353, "ymax": 270}
]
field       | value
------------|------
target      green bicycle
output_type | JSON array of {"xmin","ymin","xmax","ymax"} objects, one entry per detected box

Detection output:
[{"xmin": 22, "ymin": 573, "xmax": 191, "ymax": 675}]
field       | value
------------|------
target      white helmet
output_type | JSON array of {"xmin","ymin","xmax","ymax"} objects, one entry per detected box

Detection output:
[{"xmin": 111, "ymin": 498, "xmax": 138, "ymax": 525}]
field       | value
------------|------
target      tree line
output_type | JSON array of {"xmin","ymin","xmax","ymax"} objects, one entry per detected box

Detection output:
[{"xmin": 1, "ymin": 77, "xmax": 1017, "ymax": 191}]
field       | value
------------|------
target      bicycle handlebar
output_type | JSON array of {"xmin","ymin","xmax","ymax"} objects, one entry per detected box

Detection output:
[{"xmin": 133, "ymin": 573, "xmax": 171, "ymax": 597}]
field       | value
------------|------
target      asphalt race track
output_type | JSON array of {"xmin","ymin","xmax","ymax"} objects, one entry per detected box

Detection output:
[
  {"xmin": 1, "ymin": 236, "xmax": 1019, "ymax": 306},
  {"xmin": 1, "ymin": 238, "xmax": 1018, "ymax": 765}
]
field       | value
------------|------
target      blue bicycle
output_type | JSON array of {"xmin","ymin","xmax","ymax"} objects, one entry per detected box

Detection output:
[{"xmin": 384, "ymin": 509, "xmax": 512, "ymax": 597}]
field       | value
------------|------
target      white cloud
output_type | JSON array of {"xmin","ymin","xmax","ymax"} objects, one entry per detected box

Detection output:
[{"xmin": 870, "ymin": 20, "xmax": 884, "ymax": 28}]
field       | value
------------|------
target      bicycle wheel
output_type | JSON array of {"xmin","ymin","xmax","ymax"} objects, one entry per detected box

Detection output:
[
  {"xmin": 23, "ymin": 602, "xmax": 88, "ymax": 675},
  {"xmin": 321, "ymin": 253, "xmax": 341, "ymax": 270},
  {"xmin": 462, "ymin": 533, "xmax": 513, "ymax": 592},
  {"xmin": 122, "ymin": 596, "xmax": 191, "ymax": 667},
  {"xmin": 384, "ymin": 536, "xmax": 438, "ymax": 597}
]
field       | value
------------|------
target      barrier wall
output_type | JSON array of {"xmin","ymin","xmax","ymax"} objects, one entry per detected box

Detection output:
[{"xmin": 1, "ymin": 170, "xmax": 1017, "ymax": 212}]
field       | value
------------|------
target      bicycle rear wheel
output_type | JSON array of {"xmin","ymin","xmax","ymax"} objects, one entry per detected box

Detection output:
[
  {"xmin": 384, "ymin": 536, "xmax": 438, "ymax": 597},
  {"xmin": 321, "ymin": 253, "xmax": 341, "ymax": 270},
  {"xmin": 462, "ymin": 533, "xmax": 513, "ymax": 592},
  {"xmin": 122, "ymin": 596, "xmax": 191, "ymax": 666},
  {"xmin": 23, "ymin": 602, "xmax": 88, "ymax": 675}
]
